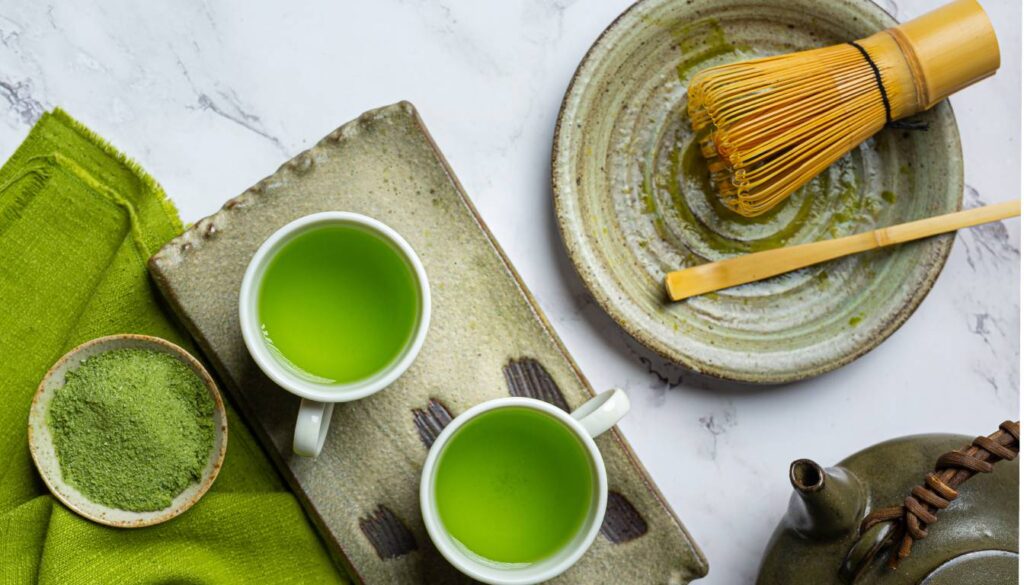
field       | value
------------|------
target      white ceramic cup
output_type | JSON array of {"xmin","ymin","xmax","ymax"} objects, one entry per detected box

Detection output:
[
  {"xmin": 239, "ymin": 212, "xmax": 431, "ymax": 457},
  {"xmin": 420, "ymin": 389, "xmax": 630, "ymax": 585}
]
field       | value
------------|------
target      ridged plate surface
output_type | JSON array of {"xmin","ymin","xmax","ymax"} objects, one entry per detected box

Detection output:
[{"xmin": 553, "ymin": 0, "xmax": 963, "ymax": 383}]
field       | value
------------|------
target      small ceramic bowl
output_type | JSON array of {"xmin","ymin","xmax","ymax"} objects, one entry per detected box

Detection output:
[{"xmin": 27, "ymin": 334, "xmax": 228, "ymax": 528}]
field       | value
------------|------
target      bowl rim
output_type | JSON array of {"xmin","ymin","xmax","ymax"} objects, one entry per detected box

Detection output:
[
  {"xmin": 27, "ymin": 333, "xmax": 229, "ymax": 527},
  {"xmin": 550, "ymin": 0, "xmax": 963, "ymax": 384}
]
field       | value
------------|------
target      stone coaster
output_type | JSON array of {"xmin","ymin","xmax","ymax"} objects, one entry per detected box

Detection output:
[{"xmin": 148, "ymin": 102, "xmax": 707, "ymax": 584}]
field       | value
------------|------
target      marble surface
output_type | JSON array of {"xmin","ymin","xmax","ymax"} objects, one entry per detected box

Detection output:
[{"xmin": 1, "ymin": 1, "xmax": 1019, "ymax": 582}]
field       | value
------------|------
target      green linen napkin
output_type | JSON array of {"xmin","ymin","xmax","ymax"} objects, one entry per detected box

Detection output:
[{"xmin": 0, "ymin": 110, "xmax": 345, "ymax": 584}]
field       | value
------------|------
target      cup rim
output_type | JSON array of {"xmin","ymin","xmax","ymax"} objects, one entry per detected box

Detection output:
[
  {"xmin": 238, "ymin": 211, "xmax": 431, "ymax": 403},
  {"xmin": 419, "ymin": 397, "xmax": 608, "ymax": 585}
]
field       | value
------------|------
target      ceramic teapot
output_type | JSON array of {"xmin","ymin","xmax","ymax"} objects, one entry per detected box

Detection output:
[{"xmin": 758, "ymin": 425, "xmax": 1018, "ymax": 585}]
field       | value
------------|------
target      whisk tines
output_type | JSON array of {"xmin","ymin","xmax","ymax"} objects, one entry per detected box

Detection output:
[{"xmin": 686, "ymin": 0, "xmax": 999, "ymax": 217}]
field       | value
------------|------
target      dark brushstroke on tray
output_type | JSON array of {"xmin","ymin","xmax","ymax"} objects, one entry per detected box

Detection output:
[
  {"xmin": 601, "ymin": 491, "xmax": 649, "ymax": 544},
  {"xmin": 503, "ymin": 358, "xmax": 570, "ymax": 412},
  {"xmin": 413, "ymin": 398, "xmax": 454, "ymax": 448},
  {"xmin": 358, "ymin": 505, "xmax": 418, "ymax": 560}
]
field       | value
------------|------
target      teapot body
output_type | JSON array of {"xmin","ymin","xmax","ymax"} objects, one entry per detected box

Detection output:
[{"xmin": 757, "ymin": 434, "xmax": 1018, "ymax": 585}]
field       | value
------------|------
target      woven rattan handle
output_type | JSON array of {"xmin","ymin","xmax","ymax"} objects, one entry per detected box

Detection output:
[{"xmin": 840, "ymin": 421, "xmax": 1020, "ymax": 582}]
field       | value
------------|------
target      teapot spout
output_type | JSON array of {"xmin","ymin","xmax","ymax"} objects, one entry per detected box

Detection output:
[{"xmin": 787, "ymin": 459, "xmax": 865, "ymax": 539}]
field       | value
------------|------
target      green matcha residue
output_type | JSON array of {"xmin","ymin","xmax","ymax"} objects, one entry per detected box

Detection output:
[{"xmin": 47, "ymin": 348, "xmax": 215, "ymax": 512}]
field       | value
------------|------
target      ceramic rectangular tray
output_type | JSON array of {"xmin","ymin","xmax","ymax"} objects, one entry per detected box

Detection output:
[{"xmin": 148, "ymin": 102, "xmax": 707, "ymax": 584}]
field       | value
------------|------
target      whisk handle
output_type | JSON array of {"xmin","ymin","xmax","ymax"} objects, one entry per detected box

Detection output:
[
  {"xmin": 889, "ymin": 0, "xmax": 1000, "ymax": 111},
  {"xmin": 665, "ymin": 200, "xmax": 1020, "ymax": 302}
]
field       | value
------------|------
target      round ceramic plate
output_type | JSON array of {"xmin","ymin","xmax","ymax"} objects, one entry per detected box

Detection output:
[
  {"xmin": 28, "ymin": 334, "xmax": 228, "ymax": 527},
  {"xmin": 553, "ymin": 0, "xmax": 962, "ymax": 383}
]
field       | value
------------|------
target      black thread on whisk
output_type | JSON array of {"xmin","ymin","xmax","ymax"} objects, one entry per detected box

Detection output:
[
  {"xmin": 848, "ymin": 41, "xmax": 893, "ymax": 124},
  {"xmin": 848, "ymin": 41, "xmax": 929, "ymax": 132}
]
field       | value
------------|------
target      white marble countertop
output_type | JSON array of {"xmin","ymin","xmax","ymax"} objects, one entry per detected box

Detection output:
[{"xmin": 1, "ymin": 0, "xmax": 1019, "ymax": 582}]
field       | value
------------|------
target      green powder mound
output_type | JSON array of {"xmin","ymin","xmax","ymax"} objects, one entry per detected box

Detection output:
[{"xmin": 47, "ymin": 348, "xmax": 216, "ymax": 512}]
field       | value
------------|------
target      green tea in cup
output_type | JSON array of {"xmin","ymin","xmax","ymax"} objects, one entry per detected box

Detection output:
[
  {"xmin": 257, "ymin": 224, "xmax": 421, "ymax": 384},
  {"xmin": 421, "ymin": 390, "xmax": 629, "ymax": 583},
  {"xmin": 433, "ymin": 407, "xmax": 596, "ymax": 564},
  {"xmin": 240, "ymin": 212, "xmax": 431, "ymax": 458}
]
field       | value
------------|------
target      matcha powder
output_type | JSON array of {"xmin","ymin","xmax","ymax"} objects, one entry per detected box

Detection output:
[{"xmin": 47, "ymin": 348, "xmax": 216, "ymax": 512}]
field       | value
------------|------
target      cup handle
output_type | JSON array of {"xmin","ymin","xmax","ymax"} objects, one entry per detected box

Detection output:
[
  {"xmin": 293, "ymin": 399, "xmax": 335, "ymax": 457},
  {"xmin": 570, "ymin": 389, "xmax": 630, "ymax": 438}
]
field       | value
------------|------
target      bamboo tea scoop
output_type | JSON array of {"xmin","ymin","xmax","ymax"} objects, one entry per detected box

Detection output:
[{"xmin": 665, "ymin": 200, "xmax": 1020, "ymax": 302}]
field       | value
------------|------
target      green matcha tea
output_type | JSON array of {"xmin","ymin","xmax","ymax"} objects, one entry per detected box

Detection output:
[
  {"xmin": 434, "ymin": 407, "xmax": 595, "ymax": 564},
  {"xmin": 47, "ymin": 348, "xmax": 215, "ymax": 512},
  {"xmin": 258, "ymin": 224, "xmax": 420, "ymax": 384}
]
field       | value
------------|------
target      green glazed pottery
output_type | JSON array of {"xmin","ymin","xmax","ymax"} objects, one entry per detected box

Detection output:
[
  {"xmin": 552, "ymin": 0, "xmax": 963, "ymax": 383},
  {"xmin": 758, "ymin": 434, "xmax": 1018, "ymax": 584}
]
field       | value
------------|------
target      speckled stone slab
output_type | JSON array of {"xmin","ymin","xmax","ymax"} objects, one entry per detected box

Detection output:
[{"xmin": 148, "ymin": 102, "xmax": 707, "ymax": 584}]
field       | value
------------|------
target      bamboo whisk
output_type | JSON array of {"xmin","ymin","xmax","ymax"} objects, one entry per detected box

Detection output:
[{"xmin": 688, "ymin": 0, "xmax": 1000, "ymax": 217}]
